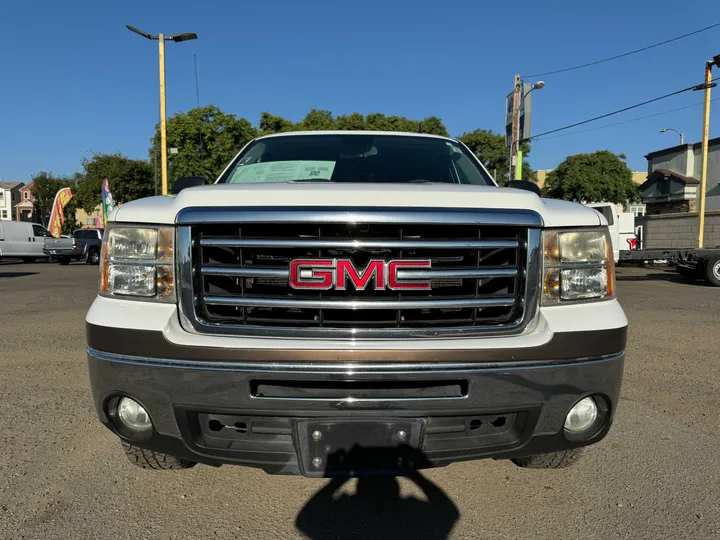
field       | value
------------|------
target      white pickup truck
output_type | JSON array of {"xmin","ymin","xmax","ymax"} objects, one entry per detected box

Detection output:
[{"xmin": 86, "ymin": 131, "xmax": 627, "ymax": 476}]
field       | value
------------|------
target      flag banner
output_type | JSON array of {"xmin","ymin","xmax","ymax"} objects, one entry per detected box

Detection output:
[
  {"xmin": 102, "ymin": 178, "xmax": 115, "ymax": 224},
  {"xmin": 47, "ymin": 187, "xmax": 73, "ymax": 238}
]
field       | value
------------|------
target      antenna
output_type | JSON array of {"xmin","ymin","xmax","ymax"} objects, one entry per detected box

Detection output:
[{"xmin": 194, "ymin": 55, "xmax": 200, "ymax": 108}]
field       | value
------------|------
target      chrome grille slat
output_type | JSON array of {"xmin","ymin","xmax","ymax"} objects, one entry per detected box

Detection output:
[
  {"xmin": 201, "ymin": 267, "xmax": 518, "ymax": 279},
  {"xmin": 199, "ymin": 238, "xmax": 518, "ymax": 250},
  {"xmin": 203, "ymin": 296, "xmax": 516, "ymax": 310},
  {"xmin": 176, "ymin": 208, "xmax": 542, "ymax": 339}
]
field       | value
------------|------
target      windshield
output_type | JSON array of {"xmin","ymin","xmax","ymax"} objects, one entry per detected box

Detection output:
[{"xmin": 218, "ymin": 134, "xmax": 494, "ymax": 186}]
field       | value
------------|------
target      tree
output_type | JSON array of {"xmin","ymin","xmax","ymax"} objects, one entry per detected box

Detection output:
[
  {"xmin": 543, "ymin": 151, "xmax": 640, "ymax": 204},
  {"xmin": 299, "ymin": 109, "xmax": 334, "ymax": 131},
  {"xmin": 256, "ymin": 110, "xmax": 450, "ymax": 137},
  {"xmin": 258, "ymin": 112, "xmax": 297, "ymax": 135},
  {"xmin": 151, "ymin": 105, "xmax": 258, "ymax": 183},
  {"xmin": 74, "ymin": 153, "xmax": 154, "ymax": 213},
  {"xmin": 30, "ymin": 172, "xmax": 80, "ymax": 233},
  {"xmin": 457, "ymin": 129, "xmax": 534, "ymax": 185}
]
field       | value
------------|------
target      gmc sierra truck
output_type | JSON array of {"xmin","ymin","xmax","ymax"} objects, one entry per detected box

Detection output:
[{"xmin": 86, "ymin": 131, "xmax": 627, "ymax": 476}]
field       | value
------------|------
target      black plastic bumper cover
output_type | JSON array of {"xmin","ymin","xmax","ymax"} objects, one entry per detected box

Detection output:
[{"xmin": 86, "ymin": 325, "xmax": 626, "ymax": 476}]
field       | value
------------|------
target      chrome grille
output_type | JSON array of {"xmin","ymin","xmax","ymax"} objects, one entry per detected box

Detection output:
[{"xmin": 177, "ymin": 207, "xmax": 541, "ymax": 338}]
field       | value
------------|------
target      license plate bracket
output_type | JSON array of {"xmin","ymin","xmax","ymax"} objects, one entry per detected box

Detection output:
[{"xmin": 296, "ymin": 419, "xmax": 424, "ymax": 477}]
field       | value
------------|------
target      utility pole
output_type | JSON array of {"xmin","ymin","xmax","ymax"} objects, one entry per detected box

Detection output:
[
  {"xmin": 697, "ymin": 54, "xmax": 720, "ymax": 248},
  {"xmin": 158, "ymin": 33, "xmax": 168, "ymax": 196},
  {"xmin": 509, "ymin": 74, "xmax": 521, "ymax": 182}
]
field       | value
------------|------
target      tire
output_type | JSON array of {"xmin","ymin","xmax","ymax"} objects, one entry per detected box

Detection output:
[
  {"xmin": 121, "ymin": 441, "xmax": 196, "ymax": 470},
  {"xmin": 58, "ymin": 257, "xmax": 70, "ymax": 265},
  {"xmin": 511, "ymin": 448, "xmax": 584, "ymax": 469},
  {"xmin": 704, "ymin": 254, "xmax": 720, "ymax": 287},
  {"xmin": 86, "ymin": 249, "xmax": 100, "ymax": 265},
  {"xmin": 20, "ymin": 257, "xmax": 36, "ymax": 263}
]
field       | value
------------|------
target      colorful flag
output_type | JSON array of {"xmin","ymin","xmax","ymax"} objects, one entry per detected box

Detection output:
[
  {"xmin": 47, "ymin": 187, "xmax": 73, "ymax": 238},
  {"xmin": 102, "ymin": 178, "xmax": 115, "ymax": 225}
]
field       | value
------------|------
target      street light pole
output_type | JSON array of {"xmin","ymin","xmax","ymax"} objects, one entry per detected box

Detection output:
[
  {"xmin": 659, "ymin": 128, "xmax": 684, "ymax": 145},
  {"xmin": 126, "ymin": 25, "xmax": 197, "ymax": 196},
  {"xmin": 509, "ymin": 74, "xmax": 521, "ymax": 182},
  {"xmin": 158, "ymin": 33, "xmax": 168, "ymax": 196},
  {"xmin": 509, "ymin": 78, "xmax": 545, "ymax": 182}
]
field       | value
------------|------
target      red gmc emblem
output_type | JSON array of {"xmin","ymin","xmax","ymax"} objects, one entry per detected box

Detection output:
[{"xmin": 290, "ymin": 259, "xmax": 432, "ymax": 290}]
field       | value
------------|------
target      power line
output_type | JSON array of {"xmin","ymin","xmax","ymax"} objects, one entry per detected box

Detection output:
[
  {"xmin": 523, "ymin": 22, "xmax": 720, "ymax": 78},
  {"xmin": 538, "ymin": 98, "xmax": 720, "ymax": 141},
  {"xmin": 526, "ymin": 79, "xmax": 717, "ymax": 142}
]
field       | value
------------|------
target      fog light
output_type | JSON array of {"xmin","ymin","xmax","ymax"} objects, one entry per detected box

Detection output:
[
  {"xmin": 564, "ymin": 397, "xmax": 598, "ymax": 433},
  {"xmin": 117, "ymin": 397, "xmax": 152, "ymax": 431}
]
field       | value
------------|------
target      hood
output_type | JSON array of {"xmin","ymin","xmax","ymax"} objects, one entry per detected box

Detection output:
[{"xmin": 111, "ymin": 183, "xmax": 601, "ymax": 228}]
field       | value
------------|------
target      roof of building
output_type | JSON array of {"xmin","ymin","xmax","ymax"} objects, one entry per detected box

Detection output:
[
  {"xmin": 14, "ymin": 200, "xmax": 34, "ymax": 208},
  {"xmin": 0, "ymin": 181, "xmax": 23, "ymax": 190},
  {"xmin": 639, "ymin": 168, "xmax": 699, "ymax": 191},
  {"xmin": 645, "ymin": 137, "xmax": 720, "ymax": 159}
]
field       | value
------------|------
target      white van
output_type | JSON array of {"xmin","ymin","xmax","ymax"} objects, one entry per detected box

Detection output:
[
  {"xmin": 0, "ymin": 221, "xmax": 52, "ymax": 262},
  {"xmin": 585, "ymin": 202, "xmax": 636, "ymax": 262}
]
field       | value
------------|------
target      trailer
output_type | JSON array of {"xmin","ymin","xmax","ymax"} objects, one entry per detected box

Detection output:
[{"xmin": 620, "ymin": 247, "xmax": 720, "ymax": 286}]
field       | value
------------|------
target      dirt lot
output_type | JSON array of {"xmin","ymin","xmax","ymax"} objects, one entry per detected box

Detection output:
[{"xmin": 0, "ymin": 261, "xmax": 718, "ymax": 539}]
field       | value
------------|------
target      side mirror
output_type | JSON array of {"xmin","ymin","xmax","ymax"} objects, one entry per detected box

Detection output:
[
  {"xmin": 507, "ymin": 180, "xmax": 541, "ymax": 196},
  {"xmin": 171, "ymin": 176, "xmax": 207, "ymax": 195}
]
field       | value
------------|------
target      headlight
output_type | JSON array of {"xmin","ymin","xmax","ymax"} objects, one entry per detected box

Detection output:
[
  {"xmin": 542, "ymin": 229, "xmax": 614, "ymax": 304},
  {"xmin": 100, "ymin": 225, "xmax": 175, "ymax": 302}
]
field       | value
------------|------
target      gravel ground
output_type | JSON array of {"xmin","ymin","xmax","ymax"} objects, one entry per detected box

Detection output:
[{"xmin": 0, "ymin": 260, "xmax": 718, "ymax": 540}]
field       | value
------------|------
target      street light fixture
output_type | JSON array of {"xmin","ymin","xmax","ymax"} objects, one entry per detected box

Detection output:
[
  {"xmin": 659, "ymin": 128, "xmax": 684, "ymax": 145},
  {"xmin": 126, "ymin": 25, "xmax": 197, "ymax": 196}
]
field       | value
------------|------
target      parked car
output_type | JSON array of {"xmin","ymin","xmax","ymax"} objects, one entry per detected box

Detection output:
[
  {"xmin": 44, "ymin": 228, "xmax": 104, "ymax": 265},
  {"xmin": 0, "ymin": 221, "xmax": 52, "ymax": 262}
]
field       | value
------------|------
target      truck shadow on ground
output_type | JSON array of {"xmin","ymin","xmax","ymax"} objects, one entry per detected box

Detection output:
[
  {"xmin": 295, "ymin": 447, "xmax": 459, "ymax": 540},
  {"xmin": 0, "ymin": 271, "xmax": 38, "ymax": 278},
  {"xmin": 616, "ymin": 268, "xmax": 705, "ymax": 286}
]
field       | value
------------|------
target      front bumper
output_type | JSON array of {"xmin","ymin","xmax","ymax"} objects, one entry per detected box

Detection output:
[{"xmin": 87, "ymin": 323, "xmax": 626, "ymax": 476}]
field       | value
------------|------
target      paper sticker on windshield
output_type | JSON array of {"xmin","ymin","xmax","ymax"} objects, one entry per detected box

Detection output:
[{"xmin": 229, "ymin": 161, "xmax": 336, "ymax": 183}]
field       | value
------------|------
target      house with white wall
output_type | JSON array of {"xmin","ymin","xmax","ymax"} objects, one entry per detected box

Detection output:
[{"xmin": 0, "ymin": 182, "xmax": 24, "ymax": 221}]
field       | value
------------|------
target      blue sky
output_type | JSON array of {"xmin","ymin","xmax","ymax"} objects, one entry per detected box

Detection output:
[{"xmin": 1, "ymin": 0, "xmax": 717, "ymax": 182}]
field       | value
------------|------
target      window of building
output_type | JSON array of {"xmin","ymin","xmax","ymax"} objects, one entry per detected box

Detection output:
[
  {"xmin": 629, "ymin": 205, "xmax": 646, "ymax": 217},
  {"xmin": 24, "ymin": 191, "xmax": 29, "ymax": 200},
  {"xmin": 0, "ymin": 191, "xmax": 4, "ymax": 200},
  {"xmin": 1, "ymin": 210, "xmax": 7, "ymax": 219}
]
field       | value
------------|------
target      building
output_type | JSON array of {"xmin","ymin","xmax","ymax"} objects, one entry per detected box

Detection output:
[
  {"xmin": 634, "ymin": 138, "xmax": 720, "ymax": 248},
  {"xmin": 534, "ymin": 169, "xmax": 647, "ymax": 216},
  {"xmin": 77, "ymin": 205, "xmax": 103, "ymax": 227},
  {"xmin": 14, "ymin": 182, "xmax": 36, "ymax": 222},
  {"xmin": 0, "ymin": 181, "xmax": 23, "ymax": 221},
  {"xmin": 641, "ymin": 139, "xmax": 720, "ymax": 214}
]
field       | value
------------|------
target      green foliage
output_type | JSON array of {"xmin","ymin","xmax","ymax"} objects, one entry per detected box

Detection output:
[
  {"xmin": 151, "ymin": 105, "xmax": 258, "ymax": 183},
  {"xmin": 30, "ymin": 171, "xmax": 79, "ymax": 232},
  {"xmin": 542, "ymin": 151, "xmax": 640, "ymax": 204},
  {"xmin": 256, "ymin": 109, "xmax": 449, "ymax": 136},
  {"xmin": 299, "ymin": 109, "xmax": 335, "ymax": 131},
  {"xmin": 457, "ymin": 129, "xmax": 533, "ymax": 185},
  {"xmin": 75, "ymin": 153, "xmax": 154, "ymax": 214},
  {"xmin": 258, "ymin": 112, "xmax": 296, "ymax": 135}
]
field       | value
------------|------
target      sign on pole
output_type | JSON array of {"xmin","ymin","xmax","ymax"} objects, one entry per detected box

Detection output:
[{"xmin": 505, "ymin": 83, "xmax": 533, "ymax": 147}]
